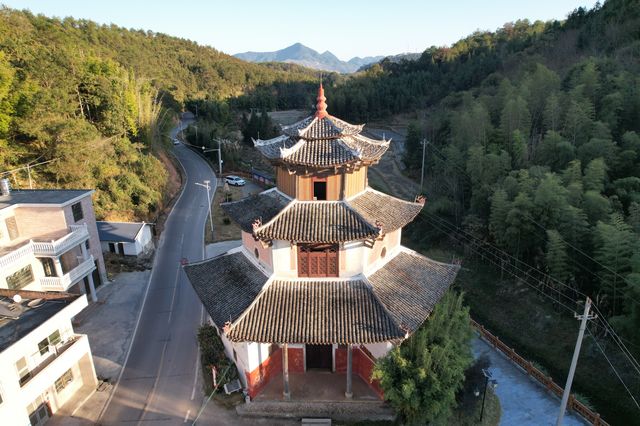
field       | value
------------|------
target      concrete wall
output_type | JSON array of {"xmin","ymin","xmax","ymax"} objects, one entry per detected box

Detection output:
[
  {"xmin": 61, "ymin": 195, "xmax": 106, "ymax": 284},
  {"xmin": 271, "ymin": 240, "xmax": 296, "ymax": 278},
  {"xmin": 241, "ymin": 231, "xmax": 273, "ymax": 271},
  {"xmin": 0, "ymin": 296, "xmax": 97, "ymax": 422}
]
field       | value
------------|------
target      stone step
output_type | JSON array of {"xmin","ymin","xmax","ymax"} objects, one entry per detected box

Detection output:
[{"xmin": 236, "ymin": 400, "xmax": 396, "ymax": 422}]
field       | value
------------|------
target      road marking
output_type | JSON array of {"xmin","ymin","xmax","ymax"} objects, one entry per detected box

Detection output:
[
  {"xmin": 97, "ymin": 119, "xmax": 192, "ymax": 423},
  {"xmin": 137, "ymin": 339, "xmax": 170, "ymax": 425},
  {"xmin": 167, "ymin": 235, "xmax": 184, "ymax": 324},
  {"xmin": 184, "ymin": 409, "xmax": 191, "ymax": 423},
  {"xmin": 191, "ymin": 344, "xmax": 200, "ymax": 401}
]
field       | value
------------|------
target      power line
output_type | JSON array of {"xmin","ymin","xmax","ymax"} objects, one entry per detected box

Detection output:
[
  {"xmin": 586, "ymin": 326, "xmax": 640, "ymax": 411},
  {"xmin": 421, "ymin": 209, "xmax": 640, "ymax": 373}
]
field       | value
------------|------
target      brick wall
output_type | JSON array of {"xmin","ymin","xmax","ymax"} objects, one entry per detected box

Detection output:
[{"xmin": 246, "ymin": 347, "xmax": 282, "ymax": 398}]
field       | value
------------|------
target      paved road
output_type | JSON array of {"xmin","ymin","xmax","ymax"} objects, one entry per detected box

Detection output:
[{"xmin": 100, "ymin": 117, "xmax": 215, "ymax": 424}]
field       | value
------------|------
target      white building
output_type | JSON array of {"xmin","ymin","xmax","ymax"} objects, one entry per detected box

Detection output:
[
  {"xmin": 0, "ymin": 293, "xmax": 98, "ymax": 425},
  {"xmin": 0, "ymin": 187, "xmax": 108, "ymax": 303},
  {"xmin": 96, "ymin": 221, "xmax": 153, "ymax": 257}
]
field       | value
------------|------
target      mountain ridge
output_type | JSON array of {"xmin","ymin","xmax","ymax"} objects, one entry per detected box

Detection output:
[{"xmin": 234, "ymin": 43, "xmax": 384, "ymax": 73}]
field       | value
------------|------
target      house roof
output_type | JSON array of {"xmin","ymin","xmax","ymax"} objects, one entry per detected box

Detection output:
[
  {"xmin": 0, "ymin": 295, "xmax": 80, "ymax": 353},
  {"xmin": 224, "ymin": 188, "xmax": 423, "ymax": 243},
  {"xmin": 227, "ymin": 279, "xmax": 404, "ymax": 344},
  {"xmin": 254, "ymin": 201, "xmax": 379, "ymax": 243},
  {"xmin": 183, "ymin": 251, "xmax": 268, "ymax": 327},
  {"xmin": 348, "ymin": 188, "xmax": 424, "ymax": 234},
  {"xmin": 0, "ymin": 189, "xmax": 92, "ymax": 211},
  {"xmin": 368, "ymin": 250, "xmax": 460, "ymax": 332},
  {"xmin": 221, "ymin": 190, "xmax": 291, "ymax": 233},
  {"xmin": 96, "ymin": 221, "xmax": 147, "ymax": 243},
  {"xmin": 184, "ymin": 248, "xmax": 459, "ymax": 345},
  {"xmin": 253, "ymin": 90, "xmax": 389, "ymax": 169}
]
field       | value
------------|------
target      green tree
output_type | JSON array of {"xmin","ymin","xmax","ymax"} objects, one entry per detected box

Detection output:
[
  {"xmin": 584, "ymin": 158, "xmax": 607, "ymax": 192},
  {"xmin": 403, "ymin": 121, "xmax": 423, "ymax": 170},
  {"xmin": 546, "ymin": 229, "xmax": 571, "ymax": 284},
  {"xmin": 372, "ymin": 291, "xmax": 473, "ymax": 424},
  {"xmin": 594, "ymin": 214, "xmax": 635, "ymax": 314}
]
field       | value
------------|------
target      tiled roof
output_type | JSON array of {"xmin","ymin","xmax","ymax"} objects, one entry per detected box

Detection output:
[
  {"xmin": 222, "ymin": 188, "xmax": 423, "ymax": 243},
  {"xmin": 282, "ymin": 138, "xmax": 359, "ymax": 167},
  {"xmin": 368, "ymin": 250, "xmax": 460, "ymax": 332},
  {"xmin": 254, "ymin": 201, "xmax": 379, "ymax": 243},
  {"xmin": 183, "ymin": 252, "xmax": 268, "ymax": 326},
  {"xmin": 221, "ymin": 190, "xmax": 291, "ymax": 233},
  {"xmin": 254, "ymin": 112, "xmax": 388, "ymax": 168},
  {"xmin": 184, "ymin": 248, "xmax": 459, "ymax": 344},
  {"xmin": 227, "ymin": 280, "xmax": 405, "ymax": 344},
  {"xmin": 281, "ymin": 116, "xmax": 363, "ymax": 139},
  {"xmin": 348, "ymin": 189, "xmax": 423, "ymax": 233}
]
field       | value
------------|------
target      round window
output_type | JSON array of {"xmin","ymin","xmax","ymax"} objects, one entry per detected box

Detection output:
[
  {"xmin": 254, "ymin": 248, "xmax": 259, "ymax": 259},
  {"xmin": 381, "ymin": 247, "xmax": 387, "ymax": 259}
]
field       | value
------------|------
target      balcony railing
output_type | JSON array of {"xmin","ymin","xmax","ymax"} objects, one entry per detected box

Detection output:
[
  {"xmin": 0, "ymin": 224, "xmax": 89, "ymax": 270},
  {"xmin": 19, "ymin": 334, "xmax": 82, "ymax": 388},
  {"xmin": 40, "ymin": 256, "xmax": 95, "ymax": 291}
]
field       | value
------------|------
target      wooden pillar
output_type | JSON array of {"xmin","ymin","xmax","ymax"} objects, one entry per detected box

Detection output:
[
  {"xmin": 345, "ymin": 344, "xmax": 353, "ymax": 399},
  {"xmin": 282, "ymin": 343, "xmax": 290, "ymax": 400}
]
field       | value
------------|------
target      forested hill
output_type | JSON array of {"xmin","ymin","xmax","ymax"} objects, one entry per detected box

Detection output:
[
  {"xmin": 328, "ymin": 1, "xmax": 640, "ymax": 422},
  {"xmin": 0, "ymin": 7, "xmax": 318, "ymax": 220}
]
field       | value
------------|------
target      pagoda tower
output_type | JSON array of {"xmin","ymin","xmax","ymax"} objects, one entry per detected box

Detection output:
[{"xmin": 185, "ymin": 85, "xmax": 460, "ymax": 400}]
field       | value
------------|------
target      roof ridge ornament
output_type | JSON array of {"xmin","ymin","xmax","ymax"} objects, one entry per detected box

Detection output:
[{"xmin": 315, "ymin": 83, "xmax": 328, "ymax": 119}]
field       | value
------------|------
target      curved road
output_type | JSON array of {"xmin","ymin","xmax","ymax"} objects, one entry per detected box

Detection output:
[{"xmin": 100, "ymin": 118, "xmax": 215, "ymax": 424}]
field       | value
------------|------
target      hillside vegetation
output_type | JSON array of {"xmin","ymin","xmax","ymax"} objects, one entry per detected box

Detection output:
[
  {"xmin": 0, "ymin": 7, "xmax": 318, "ymax": 220},
  {"xmin": 330, "ymin": 0, "xmax": 640, "ymax": 423}
]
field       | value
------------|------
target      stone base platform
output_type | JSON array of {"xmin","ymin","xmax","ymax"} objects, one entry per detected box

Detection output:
[{"xmin": 236, "ymin": 400, "xmax": 396, "ymax": 422}]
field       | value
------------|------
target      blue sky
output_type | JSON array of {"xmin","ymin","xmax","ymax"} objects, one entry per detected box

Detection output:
[{"xmin": 4, "ymin": 0, "xmax": 597, "ymax": 60}]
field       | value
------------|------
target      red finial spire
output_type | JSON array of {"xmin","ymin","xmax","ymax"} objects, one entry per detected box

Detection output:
[{"xmin": 315, "ymin": 83, "xmax": 328, "ymax": 118}]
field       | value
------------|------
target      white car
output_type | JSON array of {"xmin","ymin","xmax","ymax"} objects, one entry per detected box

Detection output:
[
  {"xmin": 225, "ymin": 176, "xmax": 246, "ymax": 186},
  {"xmin": 172, "ymin": 139, "xmax": 180, "ymax": 145}
]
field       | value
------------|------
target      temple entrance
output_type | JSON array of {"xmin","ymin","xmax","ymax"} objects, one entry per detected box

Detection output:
[
  {"xmin": 298, "ymin": 244, "xmax": 339, "ymax": 277},
  {"xmin": 306, "ymin": 344, "xmax": 333, "ymax": 370}
]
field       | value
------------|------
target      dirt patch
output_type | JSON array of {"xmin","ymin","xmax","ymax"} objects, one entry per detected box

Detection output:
[
  {"xmin": 103, "ymin": 251, "xmax": 154, "ymax": 278},
  {"xmin": 205, "ymin": 185, "xmax": 244, "ymax": 244}
]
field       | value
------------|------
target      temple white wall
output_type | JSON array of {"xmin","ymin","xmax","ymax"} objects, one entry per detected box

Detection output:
[
  {"xmin": 340, "ymin": 241, "xmax": 366, "ymax": 277},
  {"xmin": 363, "ymin": 228, "xmax": 402, "ymax": 275},
  {"xmin": 363, "ymin": 342, "xmax": 394, "ymax": 359},
  {"xmin": 271, "ymin": 240, "xmax": 297, "ymax": 278}
]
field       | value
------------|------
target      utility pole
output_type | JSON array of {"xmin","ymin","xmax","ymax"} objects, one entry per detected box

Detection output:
[
  {"xmin": 420, "ymin": 139, "xmax": 427, "ymax": 192},
  {"xmin": 202, "ymin": 139, "xmax": 223, "ymax": 181},
  {"xmin": 195, "ymin": 180, "xmax": 214, "ymax": 240},
  {"xmin": 556, "ymin": 298, "xmax": 596, "ymax": 426}
]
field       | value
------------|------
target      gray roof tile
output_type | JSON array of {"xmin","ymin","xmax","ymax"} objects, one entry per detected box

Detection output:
[{"xmin": 221, "ymin": 191, "xmax": 291, "ymax": 233}]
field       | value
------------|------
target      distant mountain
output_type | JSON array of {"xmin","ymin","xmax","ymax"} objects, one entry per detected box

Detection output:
[
  {"xmin": 357, "ymin": 52, "xmax": 422, "ymax": 72},
  {"xmin": 234, "ymin": 43, "xmax": 384, "ymax": 73}
]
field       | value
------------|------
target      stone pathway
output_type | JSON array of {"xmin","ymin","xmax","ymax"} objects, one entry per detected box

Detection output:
[{"xmin": 473, "ymin": 337, "xmax": 586, "ymax": 426}]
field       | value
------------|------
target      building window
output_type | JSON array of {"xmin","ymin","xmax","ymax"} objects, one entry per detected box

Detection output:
[
  {"xmin": 381, "ymin": 247, "xmax": 387, "ymax": 259},
  {"xmin": 85, "ymin": 240, "xmax": 90, "ymax": 250},
  {"xmin": 39, "ymin": 258, "xmax": 56, "ymax": 277},
  {"xmin": 15, "ymin": 357, "xmax": 30, "ymax": 386},
  {"xmin": 313, "ymin": 181, "xmax": 327, "ymax": 200},
  {"xmin": 6, "ymin": 265, "xmax": 34, "ymax": 290},
  {"xmin": 71, "ymin": 202, "xmax": 83, "ymax": 222},
  {"xmin": 38, "ymin": 330, "xmax": 62, "ymax": 355},
  {"xmin": 54, "ymin": 369, "xmax": 74, "ymax": 393},
  {"xmin": 254, "ymin": 248, "xmax": 259, "ymax": 259},
  {"xmin": 5, "ymin": 216, "xmax": 18, "ymax": 240}
]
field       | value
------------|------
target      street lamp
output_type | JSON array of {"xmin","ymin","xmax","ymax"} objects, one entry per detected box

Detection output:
[
  {"xmin": 195, "ymin": 180, "xmax": 214, "ymax": 240},
  {"xmin": 479, "ymin": 368, "xmax": 498, "ymax": 422}
]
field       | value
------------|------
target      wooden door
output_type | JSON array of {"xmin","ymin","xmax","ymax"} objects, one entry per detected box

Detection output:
[
  {"xmin": 306, "ymin": 344, "xmax": 333, "ymax": 370},
  {"xmin": 298, "ymin": 244, "xmax": 338, "ymax": 277}
]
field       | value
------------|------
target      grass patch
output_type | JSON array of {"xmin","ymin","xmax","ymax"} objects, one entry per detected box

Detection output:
[{"xmin": 197, "ymin": 325, "xmax": 239, "ymax": 396}]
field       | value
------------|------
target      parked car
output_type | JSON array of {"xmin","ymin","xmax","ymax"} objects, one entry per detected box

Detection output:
[
  {"xmin": 225, "ymin": 175, "xmax": 246, "ymax": 186},
  {"xmin": 172, "ymin": 138, "xmax": 180, "ymax": 145}
]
